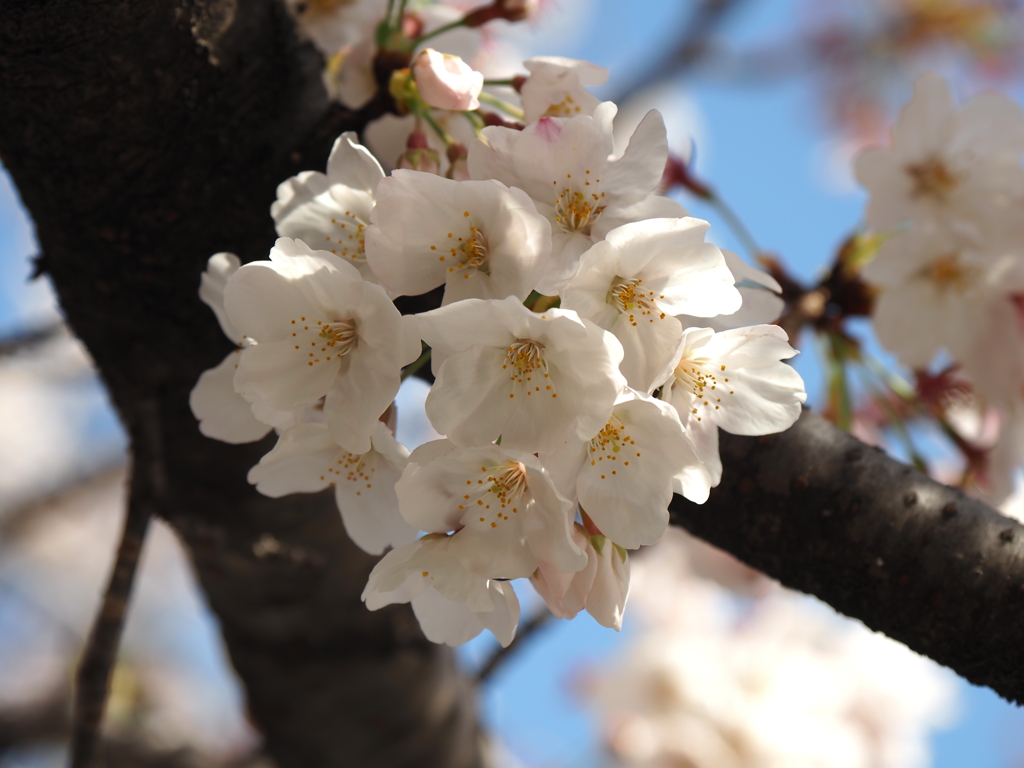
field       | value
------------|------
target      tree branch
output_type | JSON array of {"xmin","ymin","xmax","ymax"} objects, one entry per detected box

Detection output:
[
  {"xmin": 475, "ymin": 610, "xmax": 552, "ymax": 683},
  {"xmin": 670, "ymin": 409, "xmax": 1024, "ymax": 703},
  {"xmin": 0, "ymin": 322, "xmax": 64, "ymax": 357},
  {"xmin": 71, "ymin": 399, "xmax": 162, "ymax": 768}
]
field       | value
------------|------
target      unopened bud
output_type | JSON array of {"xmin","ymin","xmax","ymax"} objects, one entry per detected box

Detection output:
[
  {"xmin": 397, "ymin": 130, "xmax": 441, "ymax": 174},
  {"xmin": 446, "ymin": 142, "xmax": 470, "ymax": 180},
  {"xmin": 412, "ymin": 48, "xmax": 483, "ymax": 111}
]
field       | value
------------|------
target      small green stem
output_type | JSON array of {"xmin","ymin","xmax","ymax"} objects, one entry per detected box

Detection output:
[
  {"xmin": 401, "ymin": 347, "xmax": 432, "ymax": 381},
  {"xmin": 395, "ymin": 0, "xmax": 410, "ymax": 25},
  {"xmin": 483, "ymin": 78, "xmax": 517, "ymax": 87},
  {"xmin": 421, "ymin": 110, "xmax": 454, "ymax": 145},
  {"xmin": 478, "ymin": 91, "xmax": 524, "ymax": 121},
  {"xmin": 415, "ymin": 18, "xmax": 468, "ymax": 46}
]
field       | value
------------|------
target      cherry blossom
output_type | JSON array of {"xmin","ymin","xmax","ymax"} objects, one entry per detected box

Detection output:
[
  {"xmin": 562, "ymin": 217, "xmax": 741, "ymax": 392},
  {"xmin": 520, "ymin": 56, "xmax": 608, "ymax": 123},
  {"xmin": 247, "ymin": 421, "xmax": 418, "ymax": 555},
  {"xmin": 272, "ymin": 132, "xmax": 385, "ymax": 285},
  {"xmin": 222, "ymin": 237, "xmax": 421, "ymax": 453},
  {"xmin": 365, "ymin": 171, "xmax": 550, "ymax": 304},
  {"xmin": 530, "ymin": 524, "xmax": 598, "ymax": 621},
  {"xmin": 863, "ymin": 226, "xmax": 1024, "ymax": 400},
  {"xmin": 395, "ymin": 439, "xmax": 587, "ymax": 579},
  {"xmin": 675, "ymin": 250, "xmax": 785, "ymax": 333},
  {"xmin": 659, "ymin": 326, "xmax": 806, "ymax": 497},
  {"xmin": 412, "ymin": 48, "xmax": 484, "ymax": 111},
  {"xmin": 190, "ymin": 252, "xmax": 301, "ymax": 443},
  {"xmin": 544, "ymin": 389, "xmax": 699, "ymax": 547},
  {"xmin": 468, "ymin": 102, "xmax": 687, "ymax": 294},
  {"xmin": 855, "ymin": 72, "xmax": 1024, "ymax": 234},
  {"xmin": 416, "ymin": 296, "xmax": 626, "ymax": 452},
  {"xmin": 362, "ymin": 533, "xmax": 521, "ymax": 647}
]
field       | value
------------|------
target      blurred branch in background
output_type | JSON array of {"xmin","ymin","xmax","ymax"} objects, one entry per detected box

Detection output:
[{"xmin": 0, "ymin": 321, "xmax": 64, "ymax": 358}]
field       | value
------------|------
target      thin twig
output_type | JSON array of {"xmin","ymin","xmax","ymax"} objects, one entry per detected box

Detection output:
[
  {"xmin": 0, "ymin": 322, "xmax": 64, "ymax": 357},
  {"xmin": 70, "ymin": 401, "xmax": 164, "ymax": 768},
  {"xmin": 475, "ymin": 610, "xmax": 552, "ymax": 683}
]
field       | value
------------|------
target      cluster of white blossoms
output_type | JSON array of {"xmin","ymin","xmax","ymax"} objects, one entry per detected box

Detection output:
[
  {"xmin": 586, "ymin": 530, "xmax": 958, "ymax": 768},
  {"xmin": 190, "ymin": 44, "xmax": 807, "ymax": 647},
  {"xmin": 856, "ymin": 73, "xmax": 1024, "ymax": 499}
]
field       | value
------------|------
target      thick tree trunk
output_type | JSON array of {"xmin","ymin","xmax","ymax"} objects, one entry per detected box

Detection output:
[{"xmin": 0, "ymin": 1, "xmax": 483, "ymax": 765}]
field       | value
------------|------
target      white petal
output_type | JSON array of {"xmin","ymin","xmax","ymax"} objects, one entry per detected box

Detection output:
[
  {"xmin": 585, "ymin": 538, "xmax": 630, "ymax": 631},
  {"xmin": 190, "ymin": 350, "xmax": 273, "ymax": 444}
]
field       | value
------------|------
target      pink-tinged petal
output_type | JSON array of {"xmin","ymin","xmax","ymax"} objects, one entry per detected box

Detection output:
[
  {"xmin": 585, "ymin": 537, "xmax": 630, "ymax": 630},
  {"xmin": 190, "ymin": 350, "xmax": 272, "ymax": 444},
  {"xmin": 531, "ymin": 525, "xmax": 597, "ymax": 620}
]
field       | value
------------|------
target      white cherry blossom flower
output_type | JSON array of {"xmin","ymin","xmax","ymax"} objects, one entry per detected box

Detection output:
[
  {"xmin": 562, "ymin": 218, "xmax": 741, "ymax": 392},
  {"xmin": 544, "ymin": 389, "xmax": 699, "ymax": 547},
  {"xmin": 365, "ymin": 171, "xmax": 550, "ymax": 304},
  {"xmin": 247, "ymin": 421, "xmax": 417, "ymax": 555},
  {"xmin": 864, "ymin": 227, "xmax": 1024, "ymax": 400},
  {"xmin": 271, "ymin": 132, "xmax": 385, "ymax": 285},
  {"xmin": 190, "ymin": 253, "xmax": 302, "ymax": 443},
  {"xmin": 395, "ymin": 439, "xmax": 587, "ymax": 579},
  {"xmin": 413, "ymin": 48, "xmax": 484, "ymax": 111},
  {"xmin": 855, "ymin": 72, "xmax": 1024, "ymax": 234},
  {"xmin": 659, "ymin": 326, "xmax": 806, "ymax": 498},
  {"xmin": 520, "ymin": 56, "xmax": 608, "ymax": 123},
  {"xmin": 362, "ymin": 533, "xmax": 521, "ymax": 647},
  {"xmin": 223, "ymin": 237, "xmax": 421, "ymax": 454},
  {"xmin": 416, "ymin": 296, "xmax": 626, "ymax": 452},
  {"xmin": 468, "ymin": 102, "xmax": 687, "ymax": 294}
]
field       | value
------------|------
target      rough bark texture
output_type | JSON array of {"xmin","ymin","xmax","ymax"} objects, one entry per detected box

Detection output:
[
  {"xmin": 0, "ymin": 1, "xmax": 482, "ymax": 766},
  {"xmin": 670, "ymin": 409, "xmax": 1024, "ymax": 704}
]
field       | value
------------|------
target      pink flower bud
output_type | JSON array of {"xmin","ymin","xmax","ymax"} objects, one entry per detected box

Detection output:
[
  {"xmin": 446, "ymin": 142, "xmax": 470, "ymax": 181},
  {"xmin": 396, "ymin": 130, "xmax": 441, "ymax": 174},
  {"xmin": 412, "ymin": 48, "xmax": 483, "ymax": 112}
]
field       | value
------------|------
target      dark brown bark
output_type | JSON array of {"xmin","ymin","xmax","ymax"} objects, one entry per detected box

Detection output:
[
  {"xmin": 670, "ymin": 409, "xmax": 1024, "ymax": 704},
  {"xmin": 0, "ymin": 1, "xmax": 482, "ymax": 766}
]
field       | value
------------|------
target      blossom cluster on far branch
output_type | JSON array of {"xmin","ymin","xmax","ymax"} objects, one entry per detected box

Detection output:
[
  {"xmin": 856, "ymin": 73, "xmax": 1024, "ymax": 501},
  {"xmin": 190, "ymin": 5, "xmax": 806, "ymax": 647}
]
